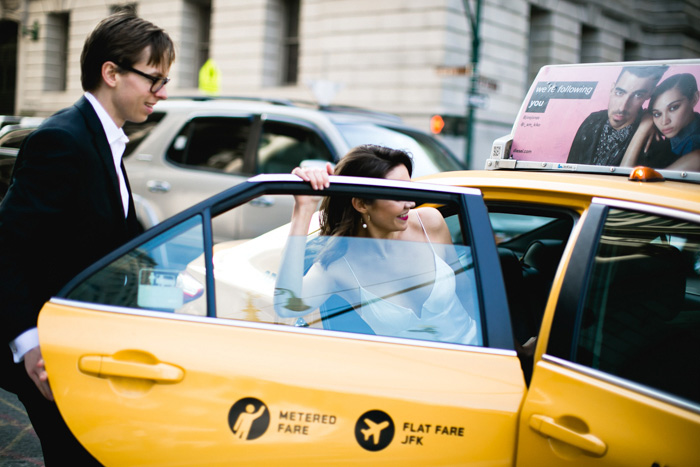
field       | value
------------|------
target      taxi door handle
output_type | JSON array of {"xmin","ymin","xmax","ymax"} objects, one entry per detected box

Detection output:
[
  {"xmin": 529, "ymin": 414, "xmax": 607, "ymax": 457},
  {"xmin": 79, "ymin": 355, "xmax": 184, "ymax": 383}
]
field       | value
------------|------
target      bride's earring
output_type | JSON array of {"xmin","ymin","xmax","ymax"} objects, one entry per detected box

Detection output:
[{"xmin": 362, "ymin": 215, "xmax": 370, "ymax": 229}]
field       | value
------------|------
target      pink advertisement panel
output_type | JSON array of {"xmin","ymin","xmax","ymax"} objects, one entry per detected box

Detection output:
[{"xmin": 510, "ymin": 63, "xmax": 700, "ymax": 171}]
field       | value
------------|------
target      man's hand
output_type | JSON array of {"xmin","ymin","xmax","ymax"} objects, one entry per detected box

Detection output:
[{"xmin": 24, "ymin": 346, "xmax": 53, "ymax": 401}]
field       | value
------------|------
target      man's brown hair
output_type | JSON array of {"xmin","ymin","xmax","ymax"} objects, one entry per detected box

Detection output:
[{"xmin": 80, "ymin": 11, "xmax": 175, "ymax": 92}]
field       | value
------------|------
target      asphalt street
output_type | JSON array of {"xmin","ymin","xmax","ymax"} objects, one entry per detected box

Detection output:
[{"xmin": 0, "ymin": 388, "xmax": 43, "ymax": 466}]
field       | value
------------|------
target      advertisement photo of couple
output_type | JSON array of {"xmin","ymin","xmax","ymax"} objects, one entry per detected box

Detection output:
[{"xmin": 511, "ymin": 62, "xmax": 700, "ymax": 173}]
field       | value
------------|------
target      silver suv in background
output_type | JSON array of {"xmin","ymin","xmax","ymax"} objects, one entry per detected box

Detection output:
[
  {"xmin": 0, "ymin": 117, "xmax": 45, "ymax": 198},
  {"xmin": 123, "ymin": 97, "xmax": 464, "ymax": 239}
]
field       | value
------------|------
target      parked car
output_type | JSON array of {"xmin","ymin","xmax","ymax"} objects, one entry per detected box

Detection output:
[
  {"xmin": 0, "ymin": 115, "xmax": 24, "ymax": 130},
  {"xmin": 0, "ymin": 118, "xmax": 44, "ymax": 198},
  {"xmin": 122, "ymin": 97, "xmax": 465, "ymax": 239},
  {"xmin": 0, "ymin": 101, "xmax": 464, "ymax": 239},
  {"xmin": 37, "ymin": 60, "xmax": 700, "ymax": 465}
]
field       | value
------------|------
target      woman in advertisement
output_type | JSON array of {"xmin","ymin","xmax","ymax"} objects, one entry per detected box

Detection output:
[{"xmin": 621, "ymin": 73, "xmax": 700, "ymax": 171}]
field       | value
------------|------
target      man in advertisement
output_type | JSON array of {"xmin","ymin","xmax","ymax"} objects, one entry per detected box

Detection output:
[{"xmin": 567, "ymin": 65, "xmax": 668, "ymax": 166}]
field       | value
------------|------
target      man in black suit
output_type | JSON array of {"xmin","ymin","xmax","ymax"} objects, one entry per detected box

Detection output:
[{"xmin": 0, "ymin": 11, "xmax": 175, "ymax": 464}]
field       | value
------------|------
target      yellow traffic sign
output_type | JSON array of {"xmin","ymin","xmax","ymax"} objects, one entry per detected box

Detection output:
[{"xmin": 198, "ymin": 59, "xmax": 221, "ymax": 95}]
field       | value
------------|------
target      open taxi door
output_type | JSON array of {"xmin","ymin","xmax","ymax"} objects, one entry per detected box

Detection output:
[{"xmin": 39, "ymin": 177, "xmax": 527, "ymax": 466}]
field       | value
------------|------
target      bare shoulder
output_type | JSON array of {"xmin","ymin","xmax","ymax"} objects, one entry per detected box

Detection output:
[
  {"xmin": 413, "ymin": 207, "xmax": 451, "ymax": 243},
  {"xmin": 414, "ymin": 206, "xmax": 445, "ymax": 229}
]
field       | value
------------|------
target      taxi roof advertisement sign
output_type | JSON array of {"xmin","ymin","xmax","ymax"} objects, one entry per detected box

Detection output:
[{"xmin": 510, "ymin": 62, "xmax": 700, "ymax": 171}]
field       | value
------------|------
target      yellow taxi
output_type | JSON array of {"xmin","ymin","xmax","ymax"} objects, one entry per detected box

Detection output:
[{"xmin": 39, "ymin": 59, "xmax": 700, "ymax": 465}]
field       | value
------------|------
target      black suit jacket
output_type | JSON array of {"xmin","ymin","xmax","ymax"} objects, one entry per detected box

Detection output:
[{"xmin": 0, "ymin": 96, "xmax": 142, "ymax": 389}]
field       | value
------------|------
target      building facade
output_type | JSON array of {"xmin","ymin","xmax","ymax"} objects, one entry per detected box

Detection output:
[{"xmin": 1, "ymin": 0, "xmax": 699, "ymax": 168}]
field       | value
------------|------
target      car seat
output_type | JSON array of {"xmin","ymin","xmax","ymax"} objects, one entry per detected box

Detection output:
[{"xmin": 520, "ymin": 239, "xmax": 566, "ymax": 336}]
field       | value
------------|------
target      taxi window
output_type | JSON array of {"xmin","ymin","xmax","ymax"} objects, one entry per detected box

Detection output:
[
  {"xmin": 61, "ymin": 190, "xmax": 488, "ymax": 349},
  {"xmin": 574, "ymin": 208, "xmax": 700, "ymax": 404},
  {"xmin": 66, "ymin": 216, "xmax": 207, "ymax": 314},
  {"xmin": 211, "ymin": 193, "xmax": 484, "ymax": 347},
  {"xmin": 489, "ymin": 212, "xmax": 557, "ymax": 244}
]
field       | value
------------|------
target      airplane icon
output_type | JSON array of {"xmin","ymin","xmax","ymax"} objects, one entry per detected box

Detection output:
[{"xmin": 361, "ymin": 418, "xmax": 390, "ymax": 445}]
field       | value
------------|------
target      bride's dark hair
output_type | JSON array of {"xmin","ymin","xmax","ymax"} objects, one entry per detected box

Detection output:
[{"xmin": 317, "ymin": 145, "xmax": 413, "ymax": 267}]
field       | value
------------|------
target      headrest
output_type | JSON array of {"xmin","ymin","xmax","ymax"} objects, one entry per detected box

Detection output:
[{"xmin": 521, "ymin": 239, "xmax": 565, "ymax": 276}]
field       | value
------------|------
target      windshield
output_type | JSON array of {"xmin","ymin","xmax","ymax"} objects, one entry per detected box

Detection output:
[{"xmin": 336, "ymin": 123, "xmax": 465, "ymax": 177}]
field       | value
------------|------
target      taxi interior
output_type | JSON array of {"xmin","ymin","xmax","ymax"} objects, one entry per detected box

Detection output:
[
  {"xmin": 486, "ymin": 201, "xmax": 700, "ymax": 398},
  {"xmin": 298, "ymin": 198, "xmax": 578, "ymax": 383}
]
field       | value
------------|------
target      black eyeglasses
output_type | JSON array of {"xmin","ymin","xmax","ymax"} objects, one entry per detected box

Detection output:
[{"xmin": 114, "ymin": 62, "xmax": 170, "ymax": 93}]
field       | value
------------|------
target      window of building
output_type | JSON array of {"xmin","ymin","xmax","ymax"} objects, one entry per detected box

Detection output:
[
  {"xmin": 44, "ymin": 12, "xmax": 69, "ymax": 92},
  {"xmin": 281, "ymin": 0, "xmax": 300, "ymax": 85},
  {"xmin": 624, "ymin": 40, "xmax": 643, "ymax": 62},
  {"xmin": 527, "ymin": 5, "xmax": 550, "ymax": 88},
  {"xmin": 110, "ymin": 3, "xmax": 136, "ymax": 14},
  {"xmin": 580, "ymin": 25, "xmax": 600, "ymax": 63},
  {"xmin": 181, "ymin": 0, "xmax": 212, "ymax": 88},
  {"xmin": 0, "ymin": 20, "xmax": 18, "ymax": 114},
  {"xmin": 264, "ymin": 0, "xmax": 300, "ymax": 86}
]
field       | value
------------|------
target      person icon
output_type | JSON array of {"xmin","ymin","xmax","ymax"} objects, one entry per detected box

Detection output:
[{"xmin": 233, "ymin": 403, "xmax": 267, "ymax": 439}]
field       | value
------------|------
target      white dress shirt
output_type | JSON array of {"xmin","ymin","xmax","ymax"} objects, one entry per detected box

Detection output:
[
  {"xmin": 9, "ymin": 93, "xmax": 130, "ymax": 362},
  {"xmin": 84, "ymin": 92, "xmax": 130, "ymax": 217}
]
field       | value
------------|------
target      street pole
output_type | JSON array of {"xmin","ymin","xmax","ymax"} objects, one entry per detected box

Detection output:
[{"xmin": 463, "ymin": 0, "xmax": 482, "ymax": 169}]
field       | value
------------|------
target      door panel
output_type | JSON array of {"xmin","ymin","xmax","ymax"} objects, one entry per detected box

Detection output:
[
  {"xmin": 40, "ymin": 302, "xmax": 524, "ymax": 466},
  {"xmin": 520, "ymin": 201, "xmax": 700, "ymax": 465},
  {"xmin": 518, "ymin": 358, "xmax": 700, "ymax": 466},
  {"xmin": 42, "ymin": 177, "xmax": 523, "ymax": 464}
]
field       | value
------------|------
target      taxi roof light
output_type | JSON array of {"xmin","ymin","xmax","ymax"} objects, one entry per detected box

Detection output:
[{"xmin": 629, "ymin": 166, "xmax": 665, "ymax": 182}]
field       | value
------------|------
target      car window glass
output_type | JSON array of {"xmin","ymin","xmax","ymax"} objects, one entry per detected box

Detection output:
[
  {"xmin": 257, "ymin": 121, "xmax": 334, "ymax": 174},
  {"xmin": 66, "ymin": 216, "xmax": 207, "ymax": 315},
  {"xmin": 0, "ymin": 128, "xmax": 36, "ymax": 149},
  {"xmin": 166, "ymin": 117, "xmax": 252, "ymax": 174},
  {"xmin": 575, "ymin": 208, "xmax": 700, "ymax": 404},
  {"xmin": 210, "ymin": 193, "xmax": 483, "ymax": 347},
  {"xmin": 489, "ymin": 212, "xmax": 556, "ymax": 244},
  {"xmin": 336, "ymin": 123, "xmax": 464, "ymax": 176},
  {"xmin": 211, "ymin": 193, "xmax": 296, "ymax": 242},
  {"xmin": 486, "ymin": 208, "xmax": 574, "ymax": 345}
]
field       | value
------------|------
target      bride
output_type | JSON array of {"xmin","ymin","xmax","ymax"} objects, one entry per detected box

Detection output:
[{"xmin": 273, "ymin": 144, "xmax": 478, "ymax": 345}]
